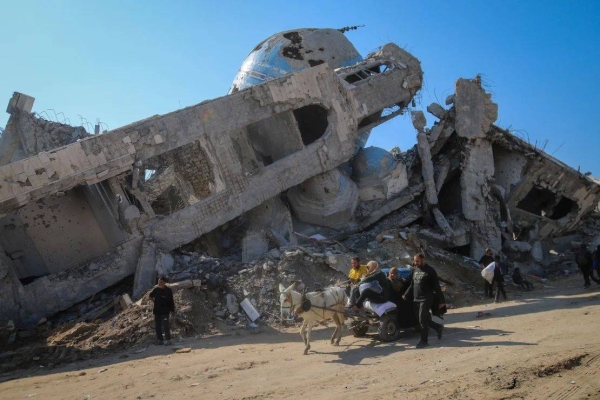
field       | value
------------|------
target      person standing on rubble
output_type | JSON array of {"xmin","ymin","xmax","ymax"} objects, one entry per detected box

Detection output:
[
  {"xmin": 149, "ymin": 276, "xmax": 175, "ymax": 345},
  {"xmin": 403, "ymin": 253, "xmax": 445, "ymax": 348},
  {"xmin": 575, "ymin": 244, "xmax": 599, "ymax": 287},
  {"xmin": 479, "ymin": 248, "xmax": 495, "ymax": 298}
]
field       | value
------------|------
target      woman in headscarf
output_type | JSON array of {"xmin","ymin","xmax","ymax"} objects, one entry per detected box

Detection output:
[{"xmin": 346, "ymin": 261, "xmax": 390, "ymax": 310}]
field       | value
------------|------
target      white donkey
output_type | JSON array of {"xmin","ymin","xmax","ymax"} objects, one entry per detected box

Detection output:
[{"xmin": 278, "ymin": 283, "xmax": 347, "ymax": 355}]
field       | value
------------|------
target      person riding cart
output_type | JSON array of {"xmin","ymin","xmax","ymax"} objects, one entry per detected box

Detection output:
[{"xmin": 346, "ymin": 261, "xmax": 390, "ymax": 312}]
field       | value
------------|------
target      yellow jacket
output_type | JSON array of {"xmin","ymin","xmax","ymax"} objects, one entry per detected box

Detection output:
[{"xmin": 348, "ymin": 265, "xmax": 368, "ymax": 282}]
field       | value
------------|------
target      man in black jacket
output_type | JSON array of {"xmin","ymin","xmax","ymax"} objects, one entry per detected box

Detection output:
[
  {"xmin": 149, "ymin": 276, "xmax": 175, "ymax": 345},
  {"xmin": 403, "ymin": 254, "xmax": 445, "ymax": 348},
  {"xmin": 575, "ymin": 244, "xmax": 599, "ymax": 287}
]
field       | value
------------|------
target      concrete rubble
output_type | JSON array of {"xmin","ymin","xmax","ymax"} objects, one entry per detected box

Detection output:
[{"xmin": 1, "ymin": 27, "xmax": 600, "ymax": 341}]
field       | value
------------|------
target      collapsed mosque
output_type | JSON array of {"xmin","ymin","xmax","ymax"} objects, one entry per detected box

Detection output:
[{"xmin": 0, "ymin": 28, "xmax": 598, "ymax": 327}]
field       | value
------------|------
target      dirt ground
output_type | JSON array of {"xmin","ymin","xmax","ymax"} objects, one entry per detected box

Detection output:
[{"xmin": 1, "ymin": 275, "xmax": 599, "ymax": 400}]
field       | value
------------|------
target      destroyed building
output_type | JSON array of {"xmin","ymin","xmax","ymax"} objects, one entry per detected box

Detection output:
[{"xmin": 1, "ymin": 28, "xmax": 599, "ymax": 328}]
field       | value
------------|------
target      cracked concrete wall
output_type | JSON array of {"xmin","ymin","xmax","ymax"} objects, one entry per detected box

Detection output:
[
  {"xmin": 492, "ymin": 144, "xmax": 528, "ymax": 197},
  {"xmin": 13, "ymin": 188, "xmax": 110, "ymax": 274},
  {"xmin": 460, "ymin": 139, "xmax": 495, "ymax": 221},
  {"xmin": 2, "ymin": 92, "xmax": 91, "ymax": 165},
  {"xmin": 16, "ymin": 114, "xmax": 90, "ymax": 157}
]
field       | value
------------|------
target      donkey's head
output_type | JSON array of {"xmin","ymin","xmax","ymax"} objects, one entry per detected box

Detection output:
[{"xmin": 278, "ymin": 283, "xmax": 296, "ymax": 320}]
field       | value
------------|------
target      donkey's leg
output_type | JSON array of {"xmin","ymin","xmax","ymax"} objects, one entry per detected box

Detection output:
[
  {"xmin": 330, "ymin": 314, "xmax": 339, "ymax": 345},
  {"xmin": 300, "ymin": 320, "xmax": 308, "ymax": 345},
  {"xmin": 304, "ymin": 322, "xmax": 312, "ymax": 355},
  {"xmin": 335, "ymin": 312, "xmax": 345, "ymax": 345}
]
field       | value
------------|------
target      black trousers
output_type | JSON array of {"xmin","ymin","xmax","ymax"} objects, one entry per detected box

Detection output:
[
  {"xmin": 414, "ymin": 298, "xmax": 441, "ymax": 343},
  {"xmin": 484, "ymin": 280, "xmax": 494, "ymax": 297},
  {"xmin": 581, "ymin": 265, "xmax": 600, "ymax": 286},
  {"xmin": 154, "ymin": 313, "xmax": 171, "ymax": 341},
  {"xmin": 495, "ymin": 280, "xmax": 507, "ymax": 301},
  {"xmin": 349, "ymin": 287, "xmax": 386, "ymax": 308}
]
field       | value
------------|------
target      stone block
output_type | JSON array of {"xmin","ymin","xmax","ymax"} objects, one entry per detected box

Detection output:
[
  {"xmin": 454, "ymin": 78, "xmax": 498, "ymax": 139},
  {"xmin": 427, "ymin": 103, "xmax": 446, "ymax": 119},
  {"xmin": 7, "ymin": 92, "xmax": 35, "ymax": 113},
  {"xmin": 504, "ymin": 240, "xmax": 532, "ymax": 252}
]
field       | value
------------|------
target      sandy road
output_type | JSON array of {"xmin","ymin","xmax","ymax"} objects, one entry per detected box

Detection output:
[{"xmin": 1, "ymin": 276, "xmax": 599, "ymax": 400}]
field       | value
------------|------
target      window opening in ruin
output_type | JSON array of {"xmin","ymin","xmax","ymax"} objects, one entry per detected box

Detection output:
[
  {"xmin": 343, "ymin": 63, "xmax": 386, "ymax": 84},
  {"xmin": 446, "ymin": 244, "xmax": 471, "ymax": 257},
  {"xmin": 293, "ymin": 104, "xmax": 329, "ymax": 146},
  {"xmin": 150, "ymin": 186, "xmax": 186, "ymax": 216},
  {"xmin": 516, "ymin": 187, "xmax": 578, "ymax": 220},
  {"xmin": 550, "ymin": 197, "xmax": 578, "ymax": 220},
  {"xmin": 438, "ymin": 172, "xmax": 463, "ymax": 215}
]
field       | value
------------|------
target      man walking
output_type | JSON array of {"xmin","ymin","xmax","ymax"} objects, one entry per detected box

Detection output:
[
  {"xmin": 479, "ymin": 248, "xmax": 495, "ymax": 298},
  {"xmin": 575, "ymin": 244, "xmax": 599, "ymax": 287},
  {"xmin": 493, "ymin": 256, "xmax": 507, "ymax": 303},
  {"xmin": 149, "ymin": 276, "xmax": 175, "ymax": 345},
  {"xmin": 403, "ymin": 254, "xmax": 445, "ymax": 348}
]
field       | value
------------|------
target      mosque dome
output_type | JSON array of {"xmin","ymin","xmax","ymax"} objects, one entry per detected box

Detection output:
[
  {"xmin": 352, "ymin": 147, "xmax": 398, "ymax": 182},
  {"xmin": 229, "ymin": 28, "xmax": 363, "ymax": 93}
]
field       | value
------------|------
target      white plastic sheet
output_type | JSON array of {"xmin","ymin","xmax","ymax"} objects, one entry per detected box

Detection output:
[{"xmin": 481, "ymin": 262, "xmax": 495, "ymax": 284}]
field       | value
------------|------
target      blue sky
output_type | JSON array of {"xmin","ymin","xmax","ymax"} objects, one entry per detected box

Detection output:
[{"xmin": 1, "ymin": 1, "xmax": 599, "ymax": 175}]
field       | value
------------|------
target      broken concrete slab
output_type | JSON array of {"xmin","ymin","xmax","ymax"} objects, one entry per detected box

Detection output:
[
  {"xmin": 432, "ymin": 207, "xmax": 455, "ymax": 239},
  {"xmin": 454, "ymin": 77, "xmax": 498, "ymax": 139},
  {"xmin": 412, "ymin": 111, "xmax": 438, "ymax": 207},
  {"xmin": 504, "ymin": 241, "xmax": 533, "ymax": 252},
  {"xmin": 427, "ymin": 103, "xmax": 447, "ymax": 119}
]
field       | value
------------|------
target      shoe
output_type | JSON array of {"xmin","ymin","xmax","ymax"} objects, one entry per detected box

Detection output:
[
  {"xmin": 416, "ymin": 341, "xmax": 429, "ymax": 348},
  {"xmin": 156, "ymin": 340, "xmax": 164, "ymax": 346},
  {"xmin": 164, "ymin": 340, "xmax": 172, "ymax": 346},
  {"xmin": 437, "ymin": 326, "xmax": 444, "ymax": 340}
]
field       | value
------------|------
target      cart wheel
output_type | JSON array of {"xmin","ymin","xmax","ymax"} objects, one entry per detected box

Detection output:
[
  {"xmin": 352, "ymin": 324, "xmax": 369, "ymax": 337},
  {"xmin": 378, "ymin": 313, "xmax": 400, "ymax": 342}
]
